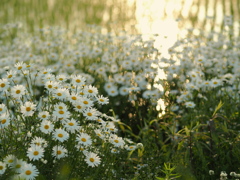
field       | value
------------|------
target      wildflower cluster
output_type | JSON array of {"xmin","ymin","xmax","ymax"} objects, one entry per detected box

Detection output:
[
  {"xmin": 0, "ymin": 24, "xmax": 163, "ymax": 135},
  {"xmin": 0, "ymin": 63, "xmax": 140, "ymax": 179},
  {"xmin": 161, "ymin": 28, "xmax": 240, "ymax": 119}
]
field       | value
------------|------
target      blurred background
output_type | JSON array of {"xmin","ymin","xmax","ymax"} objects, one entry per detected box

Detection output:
[{"xmin": 1, "ymin": 0, "xmax": 240, "ymax": 46}]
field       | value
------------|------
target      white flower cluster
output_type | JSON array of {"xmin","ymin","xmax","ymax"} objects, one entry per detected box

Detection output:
[
  {"xmin": 0, "ymin": 63, "xmax": 139, "ymax": 179},
  {"xmin": 161, "ymin": 29, "xmax": 240, "ymax": 111}
]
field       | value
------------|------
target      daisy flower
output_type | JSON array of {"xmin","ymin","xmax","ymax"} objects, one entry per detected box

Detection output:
[
  {"xmin": 27, "ymin": 145, "xmax": 45, "ymax": 161},
  {"xmin": 119, "ymin": 86, "xmax": 130, "ymax": 96},
  {"xmin": 53, "ymin": 128, "xmax": 69, "ymax": 142},
  {"xmin": 73, "ymin": 101, "xmax": 87, "ymax": 113},
  {"xmin": 19, "ymin": 163, "xmax": 39, "ymax": 180},
  {"xmin": 45, "ymin": 81, "xmax": 60, "ymax": 92},
  {"xmin": 76, "ymin": 133, "xmax": 92, "ymax": 146},
  {"xmin": 81, "ymin": 97, "xmax": 94, "ymax": 107},
  {"xmin": 40, "ymin": 120, "xmax": 54, "ymax": 134},
  {"xmin": 63, "ymin": 118, "xmax": 80, "ymax": 133},
  {"xmin": 71, "ymin": 74, "xmax": 86, "ymax": 87},
  {"xmin": 185, "ymin": 101, "xmax": 196, "ymax": 108},
  {"xmin": 83, "ymin": 85, "xmax": 98, "ymax": 97},
  {"xmin": 0, "ymin": 103, "xmax": 7, "ymax": 114},
  {"xmin": 83, "ymin": 107, "xmax": 100, "ymax": 120},
  {"xmin": 38, "ymin": 111, "xmax": 50, "ymax": 120},
  {"xmin": 56, "ymin": 74, "xmax": 68, "ymax": 82},
  {"xmin": 84, "ymin": 152, "xmax": 101, "ymax": 167},
  {"xmin": 11, "ymin": 84, "xmax": 26, "ymax": 99},
  {"xmin": 52, "ymin": 145, "xmax": 68, "ymax": 159},
  {"xmin": 0, "ymin": 112, "xmax": 10, "ymax": 129},
  {"xmin": 0, "ymin": 161, "xmax": 7, "ymax": 175},
  {"xmin": 20, "ymin": 101, "xmax": 36, "ymax": 116},
  {"xmin": 53, "ymin": 88, "xmax": 69, "ymax": 100},
  {"xmin": 94, "ymin": 129, "xmax": 105, "ymax": 139},
  {"xmin": 4, "ymin": 154, "xmax": 16, "ymax": 166},
  {"xmin": 125, "ymin": 145, "xmax": 137, "ymax": 151},
  {"xmin": 106, "ymin": 86, "xmax": 119, "ymax": 97},
  {"xmin": 30, "ymin": 137, "xmax": 47, "ymax": 148},
  {"xmin": 53, "ymin": 107, "xmax": 70, "ymax": 119},
  {"xmin": 68, "ymin": 92, "xmax": 81, "ymax": 104},
  {"xmin": 0, "ymin": 78, "xmax": 10, "ymax": 92},
  {"xmin": 5, "ymin": 69, "xmax": 17, "ymax": 80},
  {"xmin": 11, "ymin": 159, "xmax": 27, "ymax": 173},
  {"xmin": 110, "ymin": 134, "xmax": 125, "ymax": 148},
  {"xmin": 15, "ymin": 61, "xmax": 26, "ymax": 71},
  {"xmin": 96, "ymin": 95, "xmax": 109, "ymax": 105}
]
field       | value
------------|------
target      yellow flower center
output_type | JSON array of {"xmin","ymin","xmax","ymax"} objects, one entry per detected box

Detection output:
[
  {"xmin": 44, "ymin": 125, "xmax": 49, "ymax": 129},
  {"xmin": 72, "ymin": 96, "xmax": 77, "ymax": 100},
  {"xmin": 1, "ymin": 119, "xmax": 6, "ymax": 124},
  {"xmin": 48, "ymin": 85, "xmax": 52, "ymax": 88},
  {"xmin": 26, "ymin": 107, "xmax": 31, "ymax": 111},
  {"xmin": 0, "ymin": 166, "xmax": 3, "ymax": 170},
  {"xmin": 25, "ymin": 170, "xmax": 32, "ymax": 175},
  {"xmin": 33, "ymin": 151, "xmax": 39, "ymax": 156},
  {"xmin": 42, "ymin": 115, "xmax": 46, "ymax": 118},
  {"xmin": 68, "ymin": 122, "xmax": 74, "ymax": 126},
  {"xmin": 18, "ymin": 67, "xmax": 22, "ymax": 70},
  {"xmin": 57, "ymin": 150, "xmax": 62, "ymax": 155},
  {"xmin": 76, "ymin": 79, "xmax": 81, "ymax": 83},
  {"xmin": 83, "ymin": 101, "xmax": 88, "ymax": 104},
  {"xmin": 87, "ymin": 112, "xmax": 92, "ymax": 116},
  {"xmin": 99, "ymin": 99, "xmax": 104, "ymax": 102},
  {"xmin": 59, "ymin": 110, "xmax": 64, "ymax": 114},
  {"xmin": 8, "ymin": 159, "xmax": 13, "ymax": 163},
  {"xmin": 76, "ymin": 105, "xmax": 82, "ymax": 109},
  {"xmin": 81, "ymin": 138, "xmax": 86, "ymax": 142},
  {"xmin": 89, "ymin": 158, "xmax": 95, "ymax": 162},
  {"xmin": 57, "ymin": 93, "xmax": 62, "ymax": 96},
  {"xmin": 0, "ymin": 83, "xmax": 5, "ymax": 88},
  {"xmin": 88, "ymin": 89, "xmax": 93, "ymax": 93},
  {"xmin": 114, "ymin": 139, "xmax": 119, "ymax": 143},
  {"xmin": 58, "ymin": 133, "xmax": 63, "ymax": 138},
  {"xmin": 16, "ymin": 164, "xmax": 21, "ymax": 168}
]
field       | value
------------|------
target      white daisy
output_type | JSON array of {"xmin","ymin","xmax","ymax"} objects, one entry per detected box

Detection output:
[
  {"xmin": 27, "ymin": 145, "xmax": 45, "ymax": 161},
  {"xmin": 185, "ymin": 101, "xmax": 196, "ymax": 108},
  {"xmin": 109, "ymin": 134, "xmax": 125, "ymax": 148},
  {"xmin": 96, "ymin": 95, "xmax": 109, "ymax": 105},
  {"xmin": 83, "ymin": 107, "xmax": 100, "ymax": 120},
  {"xmin": 0, "ymin": 78, "xmax": 10, "ymax": 92},
  {"xmin": 76, "ymin": 133, "xmax": 92, "ymax": 146},
  {"xmin": 11, "ymin": 84, "xmax": 26, "ymax": 99},
  {"xmin": 0, "ymin": 161, "xmax": 7, "ymax": 175},
  {"xmin": 19, "ymin": 163, "xmax": 39, "ymax": 180},
  {"xmin": 52, "ymin": 145, "xmax": 68, "ymax": 159},
  {"xmin": 53, "ymin": 128, "xmax": 69, "ymax": 142},
  {"xmin": 4, "ymin": 154, "xmax": 16, "ymax": 166},
  {"xmin": 38, "ymin": 111, "xmax": 50, "ymax": 120},
  {"xmin": 40, "ymin": 120, "xmax": 54, "ymax": 134},
  {"xmin": 0, "ymin": 112, "xmax": 10, "ymax": 129},
  {"xmin": 11, "ymin": 159, "xmax": 27, "ymax": 173},
  {"xmin": 0, "ymin": 104, "xmax": 7, "ymax": 114},
  {"xmin": 84, "ymin": 152, "xmax": 101, "ymax": 167},
  {"xmin": 20, "ymin": 101, "xmax": 36, "ymax": 116},
  {"xmin": 83, "ymin": 85, "xmax": 98, "ymax": 97},
  {"xmin": 63, "ymin": 118, "xmax": 80, "ymax": 133},
  {"xmin": 30, "ymin": 137, "xmax": 47, "ymax": 148},
  {"xmin": 71, "ymin": 74, "xmax": 86, "ymax": 87}
]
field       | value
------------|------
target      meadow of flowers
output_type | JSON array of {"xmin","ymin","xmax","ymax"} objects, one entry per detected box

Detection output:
[{"xmin": 0, "ymin": 19, "xmax": 240, "ymax": 179}]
